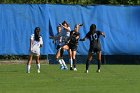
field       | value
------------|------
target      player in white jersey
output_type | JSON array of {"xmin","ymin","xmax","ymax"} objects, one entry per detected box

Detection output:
[
  {"xmin": 50, "ymin": 25, "xmax": 68, "ymax": 70},
  {"xmin": 26, "ymin": 27, "xmax": 43, "ymax": 73},
  {"xmin": 60, "ymin": 20, "xmax": 71, "ymax": 43}
]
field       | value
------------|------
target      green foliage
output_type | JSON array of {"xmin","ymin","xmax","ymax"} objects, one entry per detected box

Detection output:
[{"xmin": 0, "ymin": 0, "xmax": 140, "ymax": 5}]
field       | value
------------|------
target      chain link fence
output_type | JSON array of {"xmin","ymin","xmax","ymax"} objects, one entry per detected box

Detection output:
[{"xmin": 48, "ymin": 54, "xmax": 106, "ymax": 64}]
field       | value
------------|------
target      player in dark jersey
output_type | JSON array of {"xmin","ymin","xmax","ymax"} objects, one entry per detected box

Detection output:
[
  {"xmin": 50, "ymin": 21, "xmax": 71, "ymax": 70},
  {"xmin": 80, "ymin": 24, "xmax": 105, "ymax": 73},
  {"xmin": 50, "ymin": 25, "xmax": 68, "ymax": 70},
  {"xmin": 59, "ymin": 24, "xmax": 82, "ymax": 71}
]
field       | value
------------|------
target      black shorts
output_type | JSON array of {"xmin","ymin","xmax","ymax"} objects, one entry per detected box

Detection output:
[
  {"xmin": 56, "ymin": 45, "xmax": 61, "ymax": 50},
  {"xmin": 68, "ymin": 43, "xmax": 78, "ymax": 51},
  {"xmin": 89, "ymin": 46, "xmax": 101, "ymax": 53}
]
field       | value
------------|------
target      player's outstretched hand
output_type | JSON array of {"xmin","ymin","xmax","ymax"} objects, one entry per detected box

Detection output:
[{"xmin": 102, "ymin": 32, "xmax": 105, "ymax": 38}]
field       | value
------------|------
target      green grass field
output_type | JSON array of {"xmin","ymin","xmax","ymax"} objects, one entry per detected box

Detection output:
[{"xmin": 0, "ymin": 64, "xmax": 139, "ymax": 93}]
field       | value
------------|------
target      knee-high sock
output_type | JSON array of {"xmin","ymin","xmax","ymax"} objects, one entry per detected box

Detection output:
[
  {"xmin": 57, "ymin": 58, "xmax": 63, "ymax": 66},
  {"xmin": 36, "ymin": 63, "xmax": 40, "ymax": 70},
  {"xmin": 97, "ymin": 59, "xmax": 101, "ymax": 70},
  {"xmin": 86, "ymin": 60, "xmax": 90, "ymax": 70},
  {"xmin": 60, "ymin": 48, "xmax": 64, "ymax": 58},
  {"xmin": 61, "ymin": 59, "xmax": 67, "ymax": 67},
  {"xmin": 73, "ymin": 59, "xmax": 76, "ymax": 68},
  {"xmin": 27, "ymin": 64, "xmax": 31, "ymax": 72}
]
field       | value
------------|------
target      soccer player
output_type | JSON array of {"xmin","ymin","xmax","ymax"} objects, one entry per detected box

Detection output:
[
  {"xmin": 50, "ymin": 25, "xmax": 68, "ymax": 70},
  {"xmin": 80, "ymin": 24, "xmax": 105, "ymax": 73},
  {"xmin": 59, "ymin": 24, "xmax": 82, "ymax": 71},
  {"xmin": 26, "ymin": 27, "xmax": 43, "ymax": 73},
  {"xmin": 60, "ymin": 20, "xmax": 71, "ymax": 41}
]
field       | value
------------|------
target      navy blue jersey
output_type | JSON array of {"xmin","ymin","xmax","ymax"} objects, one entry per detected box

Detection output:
[
  {"xmin": 54, "ymin": 32, "xmax": 65, "ymax": 48},
  {"xmin": 86, "ymin": 31, "xmax": 102, "ymax": 49},
  {"xmin": 69, "ymin": 31, "xmax": 80, "ymax": 45}
]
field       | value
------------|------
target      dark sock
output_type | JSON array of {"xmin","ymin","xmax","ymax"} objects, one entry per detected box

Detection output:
[
  {"xmin": 73, "ymin": 59, "xmax": 76, "ymax": 68},
  {"xmin": 97, "ymin": 60, "xmax": 101, "ymax": 70},
  {"xmin": 86, "ymin": 60, "xmax": 90, "ymax": 70},
  {"xmin": 60, "ymin": 48, "xmax": 64, "ymax": 57}
]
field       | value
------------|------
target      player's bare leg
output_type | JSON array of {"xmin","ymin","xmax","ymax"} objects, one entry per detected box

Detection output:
[
  {"xmin": 68, "ymin": 49, "xmax": 73, "ymax": 70},
  {"xmin": 26, "ymin": 55, "xmax": 33, "ymax": 73},
  {"xmin": 85, "ymin": 52, "xmax": 93, "ymax": 73},
  {"xmin": 55, "ymin": 49, "xmax": 64, "ymax": 69},
  {"xmin": 96, "ymin": 51, "xmax": 101, "ymax": 73},
  {"xmin": 72, "ymin": 51, "xmax": 77, "ymax": 71}
]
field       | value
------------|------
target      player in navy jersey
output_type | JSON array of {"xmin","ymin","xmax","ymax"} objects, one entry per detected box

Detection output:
[
  {"xmin": 80, "ymin": 24, "xmax": 105, "ymax": 73},
  {"xmin": 59, "ymin": 24, "xmax": 82, "ymax": 71},
  {"xmin": 50, "ymin": 25, "xmax": 68, "ymax": 70}
]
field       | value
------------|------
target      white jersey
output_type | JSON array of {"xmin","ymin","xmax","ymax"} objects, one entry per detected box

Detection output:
[
  {"xmin": 62, "ymin": 27, "xmax": 71, "ymax": 37},
  {"xmin": 62, "ymin": 27, "xmax": 71, "ymax": 42},
  {"xmin": 30, "ymin": 34, "xmax": 43, "ymax": 55}
]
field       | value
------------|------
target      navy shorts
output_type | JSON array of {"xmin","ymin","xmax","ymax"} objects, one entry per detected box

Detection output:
[
  {"xmin": 56, "ymin": 45, "xmax": 61, "ymax": 50},
  {"xmin": 68, "ymin": 43, "xmax": 78, "ymax": 51},
  {"xmin": 89, "ymin": 46, "xmax": 101, "ymax": 53}
]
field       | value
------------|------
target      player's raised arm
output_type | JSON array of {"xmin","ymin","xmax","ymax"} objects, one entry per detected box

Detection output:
[
  {"xmin": 101, "ymin": 32, "xmax": 105, "ymax": 38},
  {"xmin": 60, "ymin": 21, "xmax": 71, "ymax": 32},
  {"xmin": 75, "ymin": 24, "xmax": 82, "ymax": 40}
]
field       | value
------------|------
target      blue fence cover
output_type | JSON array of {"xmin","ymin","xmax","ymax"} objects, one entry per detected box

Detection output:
[{"xmin": 0, "ymin": 4, "xmax": 140, "ymax": 55}]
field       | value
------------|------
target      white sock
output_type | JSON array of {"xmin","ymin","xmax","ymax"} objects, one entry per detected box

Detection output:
[
  {"xmin": 57, "ymin": 58, "xmax": 63, "ymax": 66},
  {"xmin": 69, "ymin": 58, "xmax": 73, "ymax": 67},
  {"xmin": 27, "ymin": 65, "xmax": 31, "ymax": 72},
  {"xmin": 61, "ymin": 59, "xmax": 67, "ymax": 68},
  {"xmin": 37, "ymin": 63, "xmax": 40, "ymax": 70}
]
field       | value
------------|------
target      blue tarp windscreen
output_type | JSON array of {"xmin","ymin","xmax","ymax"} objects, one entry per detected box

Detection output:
[{"xmin": 0, "ymin": 4, "xmax": 140, "ymax": 55}]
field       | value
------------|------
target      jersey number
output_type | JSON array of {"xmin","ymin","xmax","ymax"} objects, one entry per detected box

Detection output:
[{"xmin": 93, "ymin": 33, "xmax": 98, "ymax": 40}]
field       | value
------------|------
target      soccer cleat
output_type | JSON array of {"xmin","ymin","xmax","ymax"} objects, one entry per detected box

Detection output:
[
  {"xmin": 37, "ymin": 70, "xmax": 40, "ymax": 73},
  {"xmin": 96, "ymin": 69, "xmax": 100, "ymax": 73},
  {"xmin": 26, "ymin": 71, "xmax": 30, "ymax": 73},
  {"xmin": 64, "ymin": 66, "xmax": 68, "ymax": 70},
  {"xmin": 85, "ymin": 70, "xmax": 88, "ymax": 73},
  {"xmin": 74, "ymin": 68, "xmax": 77, "ymax": 71},
  {"xmin": 70, "ymin": 67, "xmax": 73, "ymax": 70},
  {"xmin": 60, "ymin": 66, "xmax": 64, "ymax": 70}
]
